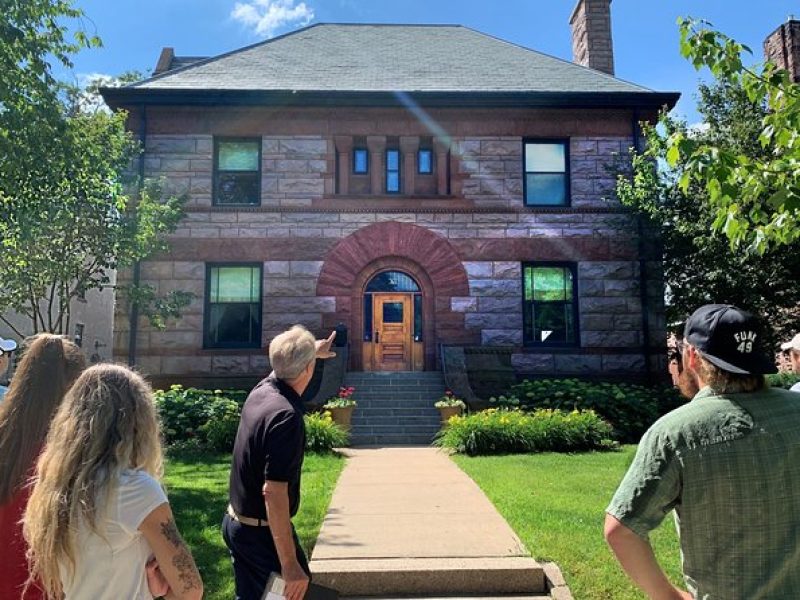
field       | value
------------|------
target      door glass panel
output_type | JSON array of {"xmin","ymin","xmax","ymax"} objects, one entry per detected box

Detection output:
[{"xmin": 382, "ymin": 302, "xmax": 404, "ymax": 323}]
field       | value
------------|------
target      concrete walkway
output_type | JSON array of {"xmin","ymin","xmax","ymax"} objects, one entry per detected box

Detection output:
[{"xmin": 309, "ymin": 447, "xmax": 550, "ymax": 598}]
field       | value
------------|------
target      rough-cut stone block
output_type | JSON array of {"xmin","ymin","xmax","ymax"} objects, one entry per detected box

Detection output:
[
  {"xmin": 162, "ymin": 356, "xmax": 212, "ymax": 375},
  {"xmin": 161, "ymin": 158, "xmax": 191, "ymax": 172},
  {"xmin": 147, "ymin": 136, "xmax": 196, "ymax": 154},
  {"xmin": 492, "ymin": 262, "xmax": 521, "ymax": 279},
  {"xmin": 481, "ymin": 140, "xmax": 520, "ymax": 156},
  {"xmin": 469, "ymin": 279, "xmax": 520, "ymax": 297},
  {"xmin": 173, "ymin": 262, "xmax": 205, "ymax": 279},
  {"xmin": 456, "ymin": 140, "xmax": 481, "ymax": 157},
  {"xmin": 451, "ymin": 297, "xmax": 478, "ymax": 313},
  {"xmin": 263, "ymin": 261, "xmax": 291, "ymax": 277},
  {"xmin": 278, "ymin": 179, "xmax": 324, "ymax": 194},
  {"xmin": 195, "ymin": 137, "xmax": 213, "ymax": 154},
  {"xmin": 477, "ymin": 297, "xmax": 522, "ymax": 314},
  {"xmin": 582, "ymin": 330, "xmax": 639, "ymax": 347},
  {"xmin": 512, "ymin": 353, "xmax": 555, "ymax": 373},
  {"xmin": 602, "ymin": 354, "xmax": 646, "ymax": 372},
  {"xmin": 604, "ymin": 279, "xmax": 639, "ymax": 296},
  {"xmin": 572, "ymin": 139, "xmax": 598, "ymax": 155},
  {"xmin": 465, "ymin": 312, "xmax": 521, "ymax": 329},
  {"xmin": 580, "ymin": 297, "xmax": 629, "ymax": 314},
  {"xmin": 554, "ymin": 354, "xmax": 602, "ymax": 373},
  {"xmin": 263, "ymin": 312, "xmax": 322, "ymax": 330},
  {"xmin": 211, "ymin": 355, "xmax": 251, "ymax": 374},
  {"xmin": 581, "ymin": 314, "xmax": 615, "ymax": 330},
  {"xmin": 579, "ymin": 262, "xmax": 635, "ymax": 279},
  {"xmin": 280, "ymin": 139, "xmax": 327, "ymax": 157},
  {"xmin": 464, "ymin": 262, "xmax": 493, "ymax": 279},
  {"xmin": 264, "ymin": 296, "xmax": 335, "ymax": 313},
  {"xmin": 481, "ymin": 329, "xmax": 523, "ymax": 346},
  {"xmin": 290, "ymin": 261, "xmax": 324, "ymax": 277},
  {"xmin": 578, "ymin": 279, "xmax": 604, "ymax": 297},
  {"xmin": 250, "ymin": 354, "xmax": 270, "ymax": 372},
  {"xmin": 141, "ymin": 261, "xmax": 172, "ymax": 279},
  {"xmin": 263, "ymin": 278, "xmax": 318, "ymax": 296}
]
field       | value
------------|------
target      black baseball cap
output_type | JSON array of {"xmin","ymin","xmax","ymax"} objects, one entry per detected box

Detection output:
[{"xmin": 683, "ymin": 304, "xmax": 777, "ymax": 375}]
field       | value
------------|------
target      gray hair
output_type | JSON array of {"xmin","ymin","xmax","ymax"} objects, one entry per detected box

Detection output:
[{"xmin": 269, "ymin": 325, "xmax": 316, "ymax": 380}]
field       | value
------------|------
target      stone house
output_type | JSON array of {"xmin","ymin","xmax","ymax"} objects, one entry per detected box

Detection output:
[{"xmin": 102, "ymin": 0, "xmax": 678, "ymax": 389}]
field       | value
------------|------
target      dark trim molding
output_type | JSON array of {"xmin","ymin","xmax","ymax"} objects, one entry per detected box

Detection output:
[{"xmin": 100, "ymin": 88, "xmax": 681, "ymax": 110}]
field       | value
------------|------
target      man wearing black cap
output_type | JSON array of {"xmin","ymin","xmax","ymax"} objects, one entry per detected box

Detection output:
[{"xmin": 604, "ymin": 304, "xmax": 800, "ymax": 599}]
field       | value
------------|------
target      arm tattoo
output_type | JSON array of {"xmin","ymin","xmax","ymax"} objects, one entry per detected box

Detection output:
[
  {"xmin": 160, "ymin": 519, "xmax": 182, "ymax": 548},
  {"xmin": 159, "ymin": 519, "xmax": 201, "ymax": 592},
  {"xmin": 172, "ymin": 547, "xmax": 202, "ymax": 592}
]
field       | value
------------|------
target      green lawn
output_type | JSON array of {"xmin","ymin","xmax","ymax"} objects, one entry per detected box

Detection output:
[
  {"xmin": 164, "ymin": 451, "xmax": 346, "ymax": 600},
  {"xmin": 453, "ymin": 446, "xmax": 684, "ymax": 600}
]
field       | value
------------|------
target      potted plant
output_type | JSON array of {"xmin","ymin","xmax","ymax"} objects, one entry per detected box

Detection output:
[
  {"xmin": 434, "ymin": 389, "xmax": 466, "ymax": 425},
  {"xmin": 323, "ymin": 386, "xmax": 357, "ymax": 431}
]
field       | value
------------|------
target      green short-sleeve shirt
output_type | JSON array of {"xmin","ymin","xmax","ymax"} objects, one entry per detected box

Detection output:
[{"xmin": 607, "ymin": 386, "xmax": 800, "ymax": 599}]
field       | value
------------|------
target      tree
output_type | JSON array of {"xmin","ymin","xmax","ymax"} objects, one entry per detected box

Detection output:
[
  {"xmin": 617, "ymin": 80, "xmax": 800, "ymax": 349},
  {"xmin": 0, "ymin": 2, "xmax": 190, "ymax": 336},
  {"xmin": 665, "ymin": 18, "xmax": 800, "ymax": 253}
]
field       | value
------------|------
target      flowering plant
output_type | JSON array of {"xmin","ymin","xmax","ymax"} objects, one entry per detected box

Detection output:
[
  {"xmin": 434, "ymin": 389, "xmax": 466, "ymax": 409},
  {"xmin": 323, "ymin": 386, "xmax": 357, "ymax": 409}
]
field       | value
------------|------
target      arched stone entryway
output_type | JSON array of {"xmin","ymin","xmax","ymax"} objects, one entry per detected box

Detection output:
[{"xmin": 316, "ymin": 222, "xmax": 473, "ymax": 370}]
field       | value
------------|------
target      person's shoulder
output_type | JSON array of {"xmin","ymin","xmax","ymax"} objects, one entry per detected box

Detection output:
[
  {"xmin": 789, "ymin": 381, "xmax": 800, "ymax": 392},
  {"xmin": 644, "ymin": 391, "xmax": 751, "ymax": 450},
  {"xmin": 119, "ymin": 469, "xmax": 162, "ymax": 491}
]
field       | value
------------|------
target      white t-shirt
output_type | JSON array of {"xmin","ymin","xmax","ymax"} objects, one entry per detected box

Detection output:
[
  {"xmin": 60, "ymin": 469, "xmax": 168, "ymax": 600},
  {"xmin": 790, "ymin": 381, "xmax": 800, "ymax": 392}
]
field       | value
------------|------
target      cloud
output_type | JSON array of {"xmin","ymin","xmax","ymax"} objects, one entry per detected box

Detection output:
[{"xmin": 231, "ymin": 0, "xmax": 314, "ymax": 38}]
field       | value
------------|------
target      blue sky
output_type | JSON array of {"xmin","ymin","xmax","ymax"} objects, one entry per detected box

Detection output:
[{"xmin": 63, "ymin": 0, "xmax": 799, "ymax": 123}]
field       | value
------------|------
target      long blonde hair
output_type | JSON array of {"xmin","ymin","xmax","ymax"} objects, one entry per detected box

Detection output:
[
  {"xmin": 0, "ymin": 334, "xmax": 85, "ymax": 503},
  {"xmin": 23, "ymin": 364, "xmax": 164, "ymax": 599}
]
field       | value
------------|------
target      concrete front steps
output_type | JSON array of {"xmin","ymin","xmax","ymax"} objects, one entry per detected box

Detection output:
[
  {"xmin": 312, "ymin": 557, "xmax": 546, "ymax": 598},
  {"xmin": 344, "ymin": 371, "xmax": 445, "ymax": 446}
]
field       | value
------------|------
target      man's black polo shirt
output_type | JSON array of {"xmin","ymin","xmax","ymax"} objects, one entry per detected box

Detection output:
[{"xmin": 229, "ymin": 374, "xmax": 306, "ymax": 520}]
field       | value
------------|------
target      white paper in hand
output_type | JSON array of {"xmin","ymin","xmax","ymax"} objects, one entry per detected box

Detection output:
[{"xmin": 262, "ymin": 572, "xmax": 286, "ymax": 600}]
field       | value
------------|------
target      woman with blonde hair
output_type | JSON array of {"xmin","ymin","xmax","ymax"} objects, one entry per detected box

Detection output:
[
  {"xmin": 0, "ymin": 334, "xmax": 86, "ymax": 600},
  {"xmin": 24, "ymin": 364, "xmax": 203, "ymax": 600}
]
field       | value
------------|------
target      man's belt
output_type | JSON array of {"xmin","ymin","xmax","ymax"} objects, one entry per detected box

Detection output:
[{"xmin": 227, "ymin": 504, "xmax": 269, "ymax": 527}]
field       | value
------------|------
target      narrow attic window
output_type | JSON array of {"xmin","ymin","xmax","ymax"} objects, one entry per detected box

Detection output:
[
  {"xmin": 214, "ymin": 138, "xmax": 261, "ymax": 206},
  {"xmin": 353, "ymin": 148, "xmax": 368, "ymax": 174}
]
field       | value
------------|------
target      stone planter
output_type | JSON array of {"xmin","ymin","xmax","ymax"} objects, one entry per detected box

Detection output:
[
  {"xmin": 438, "ymin": 405, "xmax": 463, "ymax": 425},
  {"xmin": 328, "ymin": 406, "xmax": 354, "ymax": 431}
]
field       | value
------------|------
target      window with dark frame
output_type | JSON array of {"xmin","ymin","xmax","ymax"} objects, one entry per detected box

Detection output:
[
  {"xmin": 522, "ymin": 263, "xmax": 578, "ymax": 346},
  {"xmin": 418, "ymin": 149, "xmax": 433, "ymax": 174},
  {"xmin": 353, "ymin": 148, "xmax": 368, "ymax": 174},
  {"xmin": 523, "ymin": 140, "xmax": 568, "ymax": 206},
  {"xmin": 204, "ymin": 264, "xmax": 262, "ymax": 348},
  {"xmin": 214, "ymin": 138, "xmax": 261, "ymax": 206},
  {"xmin": 386, "ymin": 149, "xmax": 400, "ymax": 193}
]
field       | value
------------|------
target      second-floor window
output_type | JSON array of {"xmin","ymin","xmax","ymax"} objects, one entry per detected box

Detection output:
[
  {"xmin": 386, "ymin": 149, "xmax": 400, "ymax": 193},
  {"xmin": 523, "ymin": 140, "xmax": 568, "ymax": 206},
  {"xmin": 214, "ymin": 138, "xmax": 261, "ymax": 206},
  {"xmin": 353, "ymin": 148, "xmax": 368, "ymax": 174},
  {"xmin": 418, "ymin": 149, "xmax": 433, "ymax": 174}
]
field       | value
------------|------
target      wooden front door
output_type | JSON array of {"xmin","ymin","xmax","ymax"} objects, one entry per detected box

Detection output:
[{"xmin": 372, "ymin": 294, "xmax": 413, "ymax": 371}]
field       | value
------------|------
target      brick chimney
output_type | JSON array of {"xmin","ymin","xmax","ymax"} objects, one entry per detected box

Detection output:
[
  {"xmin": 764, "ymin": 18, "xmax": 800, "ymax": 82},
  {"xmin": 569, "ymin": 0, "xmax": 614, "ymax": 76}
]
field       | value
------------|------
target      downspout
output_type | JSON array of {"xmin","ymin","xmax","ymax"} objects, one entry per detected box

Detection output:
[
  {"xmin": 632, "ymin": 108, "xmax": 653, "ymax": 383},
  {"xmin": 128, "ymin": 104, "xmax": 147, "ymax": 367}
]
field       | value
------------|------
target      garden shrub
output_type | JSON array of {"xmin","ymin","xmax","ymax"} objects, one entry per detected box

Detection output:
[
  {"xmin": 501, "ymin": 379, "xmax": 685, "ymax": 443},
  {"xmin": 435, "ymin": 408, "xmax": 615, "ymax": 456},
  {"xmin": 305, "ymin": 411, "xmax": 349, "ymax": 452},
  {"xmin": 767, "ymin": 372, "xmax": 800, "ymax": 390},
  {"xmin": 155, "ymin": 385, "xmax": 349, "ymax": 453}
]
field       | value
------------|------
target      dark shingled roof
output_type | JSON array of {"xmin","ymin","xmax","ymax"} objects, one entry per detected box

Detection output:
[{"xmin": 102, "ymin": 24, "xmax": 679, "ymax": 108}]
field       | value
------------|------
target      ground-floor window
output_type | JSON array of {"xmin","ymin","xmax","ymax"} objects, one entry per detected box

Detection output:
[
  {"xmin": 204, "ymin": 263, "xmax": 262, "ymax": 348},
  {"xmin": 522, "ymin": 262, "xmax": 578, "ymax": 346}
]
